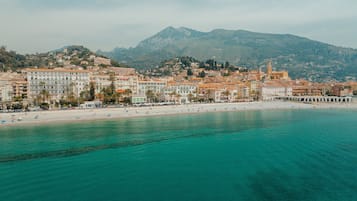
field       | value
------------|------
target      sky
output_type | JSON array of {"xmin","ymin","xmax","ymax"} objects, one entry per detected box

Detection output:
[{"xmin": 1, "ymin": 0, "xmax": 357, "ymax": 54}]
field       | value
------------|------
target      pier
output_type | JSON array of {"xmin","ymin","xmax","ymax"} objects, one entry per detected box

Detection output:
[{"xmin": 277, "ymin": 96, "xmax": 353, "ymax": 103}]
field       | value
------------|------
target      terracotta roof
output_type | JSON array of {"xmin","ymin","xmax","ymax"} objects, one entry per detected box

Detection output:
[{"xmin": 23, "ymin": 68, "xmax": 90, "ymax": 73}]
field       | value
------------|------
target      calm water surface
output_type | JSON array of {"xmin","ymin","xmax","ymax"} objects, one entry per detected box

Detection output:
[{"xmin": 0, "ymin": 109, "xmax": 357, "ymax": 201}]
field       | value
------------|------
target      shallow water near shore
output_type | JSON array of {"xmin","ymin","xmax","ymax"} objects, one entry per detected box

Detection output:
[{"xmin": 1, "ymin": 109, "xmax": 357, "ymax": 201}]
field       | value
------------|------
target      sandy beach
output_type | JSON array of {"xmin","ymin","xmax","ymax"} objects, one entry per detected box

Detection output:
[{"xmin": 1, "ymin": 101, "xmax": 357, "ymax": 127}]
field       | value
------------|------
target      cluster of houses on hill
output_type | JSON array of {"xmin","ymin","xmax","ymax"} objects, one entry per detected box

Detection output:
[{"xmin": 1, "ymin": 58, "xmax": 356, "ymax": 110}]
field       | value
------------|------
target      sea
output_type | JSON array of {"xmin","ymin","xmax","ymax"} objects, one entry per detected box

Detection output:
[{"xmin": 0, "ymin": 109, "xmax": 356, "ymax": 201}]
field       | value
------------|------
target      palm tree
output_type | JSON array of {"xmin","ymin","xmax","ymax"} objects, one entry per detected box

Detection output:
[
  {"xmin": 124, "ymin": 89, "xmax": 132, "ymax": 96},
  {"xmin": 39, "ymin": 89, "xmax": 50, "ymax": 103},
  {"xmin": 89, "ymin": 82, "xmax": 96, "ymax": 101},
  {"xmin": 169, "ymin": 91, "xmax": 177, "ymax": 103},
  {"xmin": 146, "ymin": 90, "xmax": 155, "ymax": 103}
]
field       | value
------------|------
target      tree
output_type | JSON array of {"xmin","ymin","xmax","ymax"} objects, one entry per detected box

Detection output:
[
  {"xmin": 99, "ymin": 74, "xmax": 118, "ymax": 104},
  {"xmin": 187, "ymin": 68, "xmax": 193, "ymax": 76},
  {"xmin": 198, "ymin": 70, "xmax": 206, "ymax": 78},
  {"xmin": 109, "ymin": 73, "xmax": 116, "ymax": 95},
  {"xmin": 225, "ymin": 61, "xmax": 230, "ymax": 69},
  {"xmin": 111, "ymin": 60, "xmax": 121, "ymax": 67},
  {"xmin": 101, "ymin": 86, "xmax": 117, "ymax": 104},
  {"xmin": 70, "ymin": 58, "xmax": 81, "ymax": 65},
  {"xmin": 146, "ymin": 90, "xmax": 155, "ymax": 103},
  {"xmin": 124, "ymin": 89, "xmax": 132, "ymax": 96},
  {"xmin": 222, "ymin": 90, "xmax": 230, "ymax": 102},
  {"xmin": 169, "ymin": 91, "xmax": 176, "ymax": 102},
  {"xmin": 199, "ymin": 62, "xmax": 205, "ymax": 68},
  {"xmin": 89, "ymin": 82, "xmax": 95, "ymax": 101},
  {"xmin": 39, "ymin": 89, "xmax": 50, "ymax": 103}
]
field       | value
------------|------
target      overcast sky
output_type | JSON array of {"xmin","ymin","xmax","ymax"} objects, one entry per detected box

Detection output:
[{"xmin": 1, "ymin": 0, "xmax": 357, "ymax": 53}]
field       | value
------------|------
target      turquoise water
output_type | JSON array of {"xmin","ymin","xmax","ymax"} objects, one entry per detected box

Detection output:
[{"xmin": 0, "ymin": 109, "xmax": 357, "ymax": 201}]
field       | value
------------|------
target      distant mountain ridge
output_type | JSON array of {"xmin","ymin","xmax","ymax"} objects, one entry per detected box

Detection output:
[
  {"xmin": 100, "ymin": 26, "xmax": 357, "ymax": 82},
  {"xmin": 0, "ymin": 45, "xmax": 121, "ymax": 71}
]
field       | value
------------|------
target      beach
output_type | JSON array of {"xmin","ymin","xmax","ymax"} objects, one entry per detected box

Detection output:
[{"xmin": 1, "ymin": 101, "xmax": 357, "ymax": 127}]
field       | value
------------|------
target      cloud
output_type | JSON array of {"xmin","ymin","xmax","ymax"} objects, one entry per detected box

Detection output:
[{"xmin": 1, "ymin": 0, "xmax": 357, "ymax": 53}]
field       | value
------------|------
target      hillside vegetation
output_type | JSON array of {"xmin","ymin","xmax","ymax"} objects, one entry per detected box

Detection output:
[{"xmin": 100, "ymin": 27, "xmax": 357, "ymax": 82}]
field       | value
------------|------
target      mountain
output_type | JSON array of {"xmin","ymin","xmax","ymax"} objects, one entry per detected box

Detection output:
[
  {"xmin": 100, "ymin": 27, "xmax": 357, "ymax": 82},
  {"xmin": 0, "ymin": 45, "xmax": 120, "ymax": 71}
]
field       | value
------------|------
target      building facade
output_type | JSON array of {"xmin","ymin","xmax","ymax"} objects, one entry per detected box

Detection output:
[
  {"xmin": 138, "ymin": 80, "xmax": 167, "ymax": 95},
  {"xmin": 163, "ymin": 83, "xmax": 197, "ymax": 104},
  {"xmin": 24, "ymin": 68, "xmax": 90, "ymax": 101},
  {"xmin": 260, "ymin": 81, "xmax": 292, "ymax": 101},
  {"xmin": 0, "ymin": 80, "xmax": 12, "ymax": 102}
]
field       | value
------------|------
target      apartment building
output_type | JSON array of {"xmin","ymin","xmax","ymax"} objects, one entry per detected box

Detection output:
[
  {"xmin": 0, "ymin": 80, "xmax": 12, "ymax": 102},
  {"xmin": 115, "ymin": 76, "xmax": 138, "ymax": 94},
  {"xmin": 138, "ymin": 79, "xmax": 167, "ymax": 95},
  {"xmin": 23, "ymin": 68, "xmax": 90, "ymax": 101},
  {"xmin": 163, "ymin": 82, "xmax": 197, "ymax": 103}
]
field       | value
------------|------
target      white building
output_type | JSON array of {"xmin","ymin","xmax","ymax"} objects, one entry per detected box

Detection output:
[
  {"xmin": 23, "ymin": 68, "xmax": 90, "ymax": 101},
  {"xmin": 210, "ymin": 89, "xmax": 237, "ymax": 103},
  {"xmin": 260, "ymin": 81, "xmax": 292, "ymax": 101},
  {"xmin": 90, "ymin": 74, "xmax": 111, "ymax": 93},
  {"xmin": 163, "ymin": 83, "xmax": 197, "ymax": 104},
  {"xmin": 138, "ymin": 80, "xmax": 167, "ymax": 95}
]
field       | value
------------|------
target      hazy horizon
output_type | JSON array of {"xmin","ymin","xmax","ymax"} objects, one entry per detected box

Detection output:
[{"xmin": 1, "ymin": 0, "xmax": 357, "ymax": 54}]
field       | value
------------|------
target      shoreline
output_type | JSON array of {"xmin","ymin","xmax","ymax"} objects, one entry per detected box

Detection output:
[{"xmin": 1, "ymin": 101, "xmax": 357, "ymax": 128}]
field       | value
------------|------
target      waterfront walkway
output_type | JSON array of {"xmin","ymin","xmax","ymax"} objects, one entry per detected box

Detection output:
[{"xmin": 277, "ymin": 96, "xmax": 352, "ymax": 103}]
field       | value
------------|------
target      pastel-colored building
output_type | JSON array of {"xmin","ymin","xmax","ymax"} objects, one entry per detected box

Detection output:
[
  {"xmin": 260, "ymin": 80, "xmax": 292, "ymax": 101},
  {"xmin": 115, "ymin": 76, "xmax": 138, "ymax": 94},
  {"xmin": 0, "ymin": 80, "xmax": 12, "ymax": 102}
]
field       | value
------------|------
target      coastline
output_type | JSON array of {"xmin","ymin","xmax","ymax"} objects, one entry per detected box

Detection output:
[{"xmin": 1, "ymin": 101, "xmax": 357, "ymax": 128}]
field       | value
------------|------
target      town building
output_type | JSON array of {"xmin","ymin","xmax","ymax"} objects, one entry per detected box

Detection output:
[
  {"xmin": 115, "ymin": 76, "xmax": 138, "ymax": 94},
  {"xmin": 265, "ymin": 61, "xmax": 290, "ymax": 81},
  {"xmin": 0, "ymin": 80, "xmax": 12, "ymax": 102},
  {"xmin": 0, "ymin": 72, "xmax": 28, "ymax": 102},
  {"xmin": 163, "ymin": 82, "xmax": 197, "ymax": 104},
  {"xmin": 23, "ymin": 68, "xmax": 90, "ymax": 101},
  {"xmin": 260, "ymin": 80, "xmax": 292, "ymax": 101},
  {"xmin": 292, "ymin": 80, "xmax": 323, "ymax": 96},
  {"xmin": 132, "ymin": 94, "xmax": 147, "ymax": 105},
  {"xmin": 90, "ymin": 74, "xmax": 111, "ymax": 94},
  {"xmin": 138, "ymin": 79, "xmax": 167, "ymax": 95},
  {"xmin": 94, "ymin": 57, "xmax": 111, "ymax": 66},
  {"xmin": 331, "ymin": 84, "xmax": 353, "ymax": 97}
]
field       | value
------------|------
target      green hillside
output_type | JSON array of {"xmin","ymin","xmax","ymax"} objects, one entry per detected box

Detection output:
[
  {"xmin": 100, "ymin": 27, "xmax": 357, "ymax": 82},
  {"xmin": 0, "ymin": 45, "xmax": 118, "ymax": 71}
]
